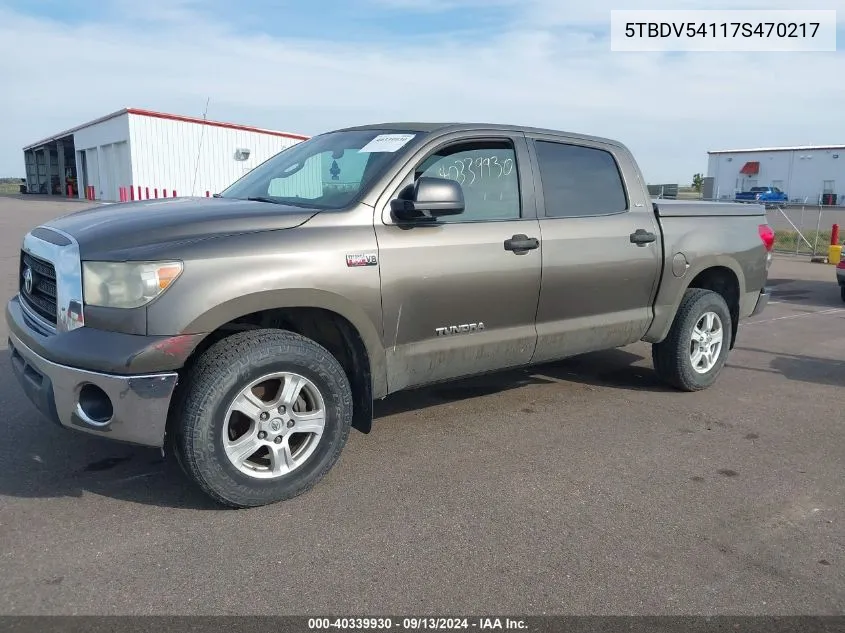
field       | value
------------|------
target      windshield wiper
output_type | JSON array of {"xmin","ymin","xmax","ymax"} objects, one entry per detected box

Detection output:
[{"xmin": 246, "ymin": 196, "xmax": 284, "ymax": 204}]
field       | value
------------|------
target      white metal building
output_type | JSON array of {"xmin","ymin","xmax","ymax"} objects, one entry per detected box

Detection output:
[
  {"xmin": 22, "ymin": 108, "xmax": 309, "ymax": 202},
  {"xmin": 707, "ymin": 145, "xmax": 845, "ymax": 205}
]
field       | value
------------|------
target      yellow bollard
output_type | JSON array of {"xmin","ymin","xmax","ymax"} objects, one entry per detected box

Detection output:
[{"xmin": 829, "ymin": 244, "xmax": 842, "ymax": 265}]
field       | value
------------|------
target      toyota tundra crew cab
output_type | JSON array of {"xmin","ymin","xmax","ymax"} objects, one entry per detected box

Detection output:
[{"xmin": 7, "ymin": 123, "xmax": 773, "ymax": 508}]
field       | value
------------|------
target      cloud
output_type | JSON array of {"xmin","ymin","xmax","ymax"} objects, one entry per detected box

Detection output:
[
  {"xmin": 0, "ymin": 0, "xmax": 842, "ymax": 184},
  {"xmin": 374, "ymin": 0, "xmax": 844, "ymax": 27}
]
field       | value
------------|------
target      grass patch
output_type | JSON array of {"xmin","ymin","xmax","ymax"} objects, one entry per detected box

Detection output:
[
  {"xmin": 774, "ymin": 229, "xmax": 832, "ymax": 254},
  {"xmin": 0, "ymin": 182, "xmax": 23, "ymax": 195}
]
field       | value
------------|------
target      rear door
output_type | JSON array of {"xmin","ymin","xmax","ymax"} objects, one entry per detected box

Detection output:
[
  {"xmin": 374, "ymin": 131, "xmax": 542, "ymax": 392},
  {"xmin": 525, "ymin": 134, "xmax": 662, "ymax": 364}
]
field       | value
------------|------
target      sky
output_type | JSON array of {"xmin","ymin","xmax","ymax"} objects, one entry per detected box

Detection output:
[{"xmin": 0, "ymin": 0, "xmax": 842, "ymax": 184}]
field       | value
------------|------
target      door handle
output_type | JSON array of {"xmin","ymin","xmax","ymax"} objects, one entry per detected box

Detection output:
[
  {"xmin": 504, "ymin": 234, "xmax": 539, "ymax": 253},
  {"xmin": 630, "ymin": 229, "xmax": 656, "ymax": 246}
]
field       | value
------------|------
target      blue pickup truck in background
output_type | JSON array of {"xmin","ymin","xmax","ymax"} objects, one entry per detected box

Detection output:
[{"xmin": 735, "ymin": 186, "xmax": 788, "ymax": 203}]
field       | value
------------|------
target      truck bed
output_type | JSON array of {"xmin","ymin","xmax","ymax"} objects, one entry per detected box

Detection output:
[{"xmin": 643, "ymin": 197, "xmax": 771, "ymax": 346}]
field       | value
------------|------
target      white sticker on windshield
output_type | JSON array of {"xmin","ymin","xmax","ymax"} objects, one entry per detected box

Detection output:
[{"xmin": 358, "ymin": 133, "xmax": 416, "ymax": 153}]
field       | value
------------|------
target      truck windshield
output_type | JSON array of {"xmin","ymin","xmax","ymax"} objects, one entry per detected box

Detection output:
[{"xmin": 220, "ymin": 129, "xmax": 423, "ymax": 209}]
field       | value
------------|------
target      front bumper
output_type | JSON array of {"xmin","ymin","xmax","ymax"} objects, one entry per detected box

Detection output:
[
  {"xmin": 6, "ymin": 294, "xmax": 197, "ymax": 448},
  {"xmin": 9, "ymin": 331, "xmax": 179, "ymax": 447}
]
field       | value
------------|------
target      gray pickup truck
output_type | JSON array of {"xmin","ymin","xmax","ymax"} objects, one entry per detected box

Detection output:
[{"xmin": 7, "ymin": 122, "xmax": 773, "ymax": 508}]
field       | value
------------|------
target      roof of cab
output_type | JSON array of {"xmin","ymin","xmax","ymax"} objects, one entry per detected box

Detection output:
[{"xmin": 332, "ymin": 122, "xmax": 627, "ymax": 149}]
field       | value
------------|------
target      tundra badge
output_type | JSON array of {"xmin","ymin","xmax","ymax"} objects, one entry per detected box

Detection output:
[{"xmin": 435, "ymin": 322, "xmax": 486, "ymax": 336}]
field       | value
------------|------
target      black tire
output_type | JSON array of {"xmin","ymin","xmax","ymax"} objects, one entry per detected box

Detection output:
[
  {"xmin": 651, "ymin": 288, "xmax": 733, "ymax": 392},
  {"xmin": 840, "ymin": 286, "xmax": 845, "ymax": 303},
  {"xmin": 172, "ymin": 329, "xmax": 353, "ymax": 508}
]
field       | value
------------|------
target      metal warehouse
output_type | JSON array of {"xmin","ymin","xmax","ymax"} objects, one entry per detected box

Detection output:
[
  {"xmin": 21, "ymin": 108, "xmax": 309, "ymax": 202},
  {"xmin": 707, "ymin": 145, "xmax": 845, "ymax": 205}
]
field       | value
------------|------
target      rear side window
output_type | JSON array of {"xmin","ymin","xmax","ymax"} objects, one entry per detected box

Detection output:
[{"xmin": 534, "ymin": 141, "xmax": 628, "ymax": 218}]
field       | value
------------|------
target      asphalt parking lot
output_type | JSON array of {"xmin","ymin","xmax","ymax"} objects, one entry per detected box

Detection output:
[{"xmin": 0, "ymin": 195, "xmax": 843, "ymax": 616}]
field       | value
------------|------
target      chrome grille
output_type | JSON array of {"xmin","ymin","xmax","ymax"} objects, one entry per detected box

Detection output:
[{"xmin": 20, "ymin": 251, "xmax": 58, "ymax": 324}]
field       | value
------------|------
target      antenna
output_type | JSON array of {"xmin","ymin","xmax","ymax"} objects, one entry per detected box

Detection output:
[{"xmin": 190, "ymin": 97, "xmax": 211, "ymax": 197}]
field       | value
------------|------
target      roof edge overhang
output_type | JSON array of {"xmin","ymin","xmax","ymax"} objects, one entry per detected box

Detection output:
[
  {"xmin": 23, "ymin": 108, "xmax": 130, "ymax": 151},
  {"xmin": 708, "ymin": 145, "xmax": 845, "ymax": 154},
  {"xmin": 23, "ymin": 107, "xmax": 309, "ymax": 152}
]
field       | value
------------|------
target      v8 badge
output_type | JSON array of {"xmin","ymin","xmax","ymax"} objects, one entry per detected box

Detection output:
[{"xmin": 346, "ymin": 253, "xmax": 378, "ymax": 267}]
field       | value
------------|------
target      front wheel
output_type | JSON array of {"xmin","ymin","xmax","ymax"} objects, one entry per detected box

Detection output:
[
  {"xmin": 172, "ymin": 329, "xmax": 353, "ymax": 508},
  {"xmin": 652, "ymin": 288, "xmax": 733, "ymax": 392}
]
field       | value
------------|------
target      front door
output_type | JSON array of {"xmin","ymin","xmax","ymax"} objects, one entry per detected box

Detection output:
[
  {"xmin": 374, "ymin": 132, "xmax": 542, "ymax": 393},
  {"xmin": 525, "ymin": 135, "xmax": 662, "ymax": 363}
]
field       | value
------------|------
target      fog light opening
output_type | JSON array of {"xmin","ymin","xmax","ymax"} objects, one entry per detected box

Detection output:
[{"xmin": 76, "ymin": 384, "xmax": 114, "ymax": 427}]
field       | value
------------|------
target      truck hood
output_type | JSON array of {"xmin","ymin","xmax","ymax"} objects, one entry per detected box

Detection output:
[{"xmin": 42, "ymin": 197, "xmax": 320, "ymax": 260}]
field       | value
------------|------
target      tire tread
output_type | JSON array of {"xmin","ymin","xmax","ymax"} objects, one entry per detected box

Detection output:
[
  {"xmin": 652, "ymin": 288, "xmax": 732, "ymax": 392},
  {"xmin": 173, "ymin": 329, "xmax": 353, "ymax": 508}
]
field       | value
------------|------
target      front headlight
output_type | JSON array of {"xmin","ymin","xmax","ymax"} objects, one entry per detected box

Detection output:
[{"xmin": 82, "ymin": 261, "xmax": 183, "ymax": 309}]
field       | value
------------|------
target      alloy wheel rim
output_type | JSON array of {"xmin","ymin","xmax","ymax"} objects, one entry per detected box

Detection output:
[
  {"xmin": 222, "ymin": 372, "xmax": 326, "ymax": 479},
  {"xmin": 689, "ymin": 311, "xmax": 723, "ymax": 374}
]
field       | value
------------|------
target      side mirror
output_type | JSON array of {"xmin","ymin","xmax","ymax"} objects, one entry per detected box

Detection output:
[{"xmin": 390, "ymin": 176, "xmax": 465, "ymax": 221}]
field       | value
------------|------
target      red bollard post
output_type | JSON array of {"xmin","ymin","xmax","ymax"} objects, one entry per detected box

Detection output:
[
  {"xmin": 206, "ymin": 191, "xmax": 210, "ymax": 197},
  {"xmin": 119, "ymin": 187, "xmax": 125, "ymax": 202},
  {"xmin": 130, "ymin": 186, "xmax": 135, "ymax": 201},
  {"xmin": 832, "ymin": 224, "xmax": 840, "ymax": 245},
  {"xmin": 145, "ymin": 187, "xmax": 150, "ymax": 200},
  {"xmin": 67, "ymin": 184, "xmax": 72, "ymax": 197},
  {"xmin": 163, "ymin": 189, "xmax": 168, "ymax": 198},
  {"xmin": 172, "ymin": 190, "xmax": 176, "ymax": 198},
  {"xmin": 154, "ymin": 188, "xmax": 158, "ymax": 198}
]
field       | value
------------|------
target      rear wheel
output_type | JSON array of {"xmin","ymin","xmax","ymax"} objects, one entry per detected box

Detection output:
[
  {"xmin": 652, "ymin": 288, "xmax": 733, "ymax": 392},
  {"xmin": 172, "ymin": 329, "xmax": 353, "ymax": 508}
]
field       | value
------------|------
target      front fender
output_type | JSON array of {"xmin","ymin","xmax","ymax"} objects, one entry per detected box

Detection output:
[{"xmin": 180, "ymin": 287, "xmax": 388, "ymax": 399}]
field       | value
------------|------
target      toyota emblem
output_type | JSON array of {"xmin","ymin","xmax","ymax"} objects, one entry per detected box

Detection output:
[{"xmin": 22, "ymin": 267, "xmax": 33, "ymax": 294}]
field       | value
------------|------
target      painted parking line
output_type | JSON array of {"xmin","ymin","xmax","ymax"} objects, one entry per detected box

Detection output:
[{"xmin": 742, "ymin": 308, "xmax": 845, "ymax": 326}]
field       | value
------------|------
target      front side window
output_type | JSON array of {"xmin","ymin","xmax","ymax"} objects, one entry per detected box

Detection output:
[
  {"xmin": 534, "ymin": 140, "xmax": 628, "ymax": 218},
  {"xmin": 412, "ymin": 140, "xmax": 521, "ymax": 223},
  {"xmin": 222, "ymin": 129, "xmax": 423, "ymax": 209}
]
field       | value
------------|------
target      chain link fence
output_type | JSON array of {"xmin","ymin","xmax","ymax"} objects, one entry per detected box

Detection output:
[{"xmin": 763, "ymin": 203, "xmax": 844, "ymax": 256}]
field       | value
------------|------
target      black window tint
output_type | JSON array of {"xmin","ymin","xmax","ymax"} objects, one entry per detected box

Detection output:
[
  {"xmin": 415, "ymin": 140, "xmax": 521, "ymax": 222},
  {"xmin": 534, "ymin": 141, "xmax": 628, "ymax": 217}
]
